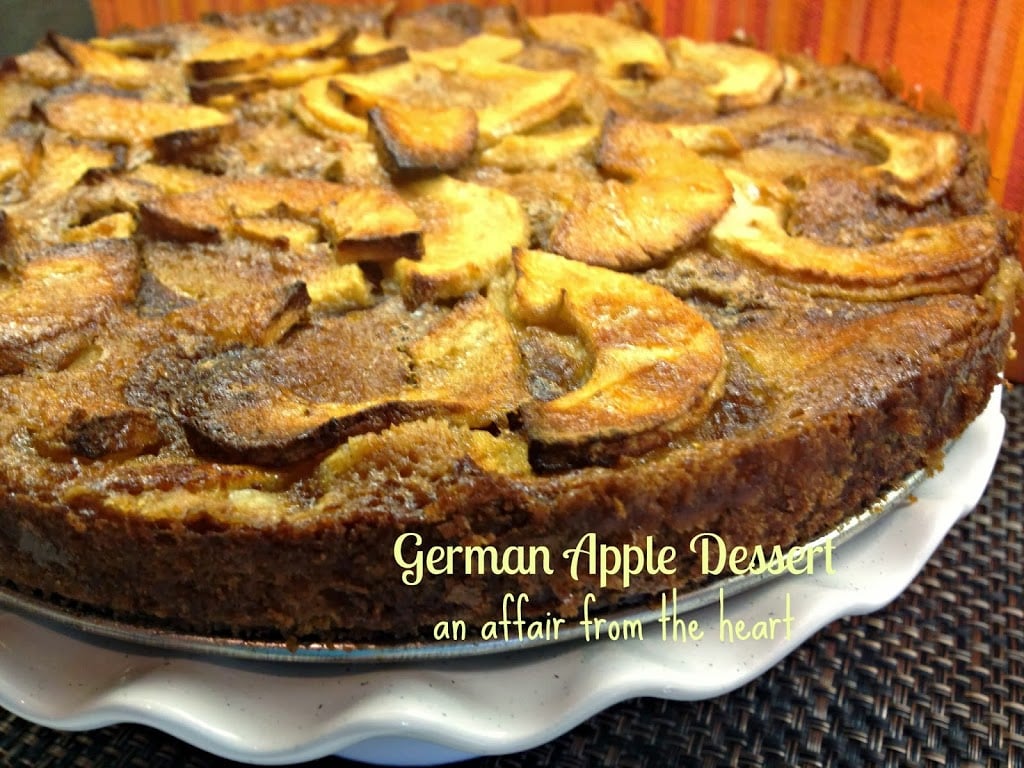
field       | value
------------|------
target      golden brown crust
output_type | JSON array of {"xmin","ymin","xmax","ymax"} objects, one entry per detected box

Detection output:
[{"xmin": 0, "ymin": 2, "xmax": 1020, "ymax": 642}]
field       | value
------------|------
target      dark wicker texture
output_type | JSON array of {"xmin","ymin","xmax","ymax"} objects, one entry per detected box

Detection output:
[{"xmin": 2, "ymin": 385, "xmax": 1022, "ymax": 768}]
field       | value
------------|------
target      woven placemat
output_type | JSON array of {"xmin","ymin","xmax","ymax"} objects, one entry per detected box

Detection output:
[{"xmin": 2, "ymin": 387, "xmax": 1021, "ymax": 768}]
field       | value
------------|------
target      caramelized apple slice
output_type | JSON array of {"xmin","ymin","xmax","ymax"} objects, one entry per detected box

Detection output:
[
  {"xmin": 26, "ymin": 135, "xmax": 117, "ymax": 206},
  {"xmin": 265, "ymin": 57, "xmax": 348, "ymax": 87},
  {"xmin": 0, "ymin": 138, "xmax": 24, "ymax": 184},
  {"xmin": 395, "ymin": 175, "xmax": 528, "ymax": 303},
  {"xmin": 87, "ymin": 32, "xmax": 175, "ymax": 59},
  {"xmin": 40, "ymin": 92, "xmax": 234, "ymax": 150},
  {"xmin": 62, "ymin": 212, "xmax": 136, "ymax": 244},
  {"xmin": 143, "ymin": 238, "xmax": 288, "ymax": 306},
  {"xmin": 314, "ymin": 419, "xmax": 530, "ymax": 515},
  {"xmin": 331, "ymin": 59, "xmax": 578, "ymax": 145},
  {"xmin": 234, "ymin": 217, "xmax": 319, "ymax": 250},
  {"xmin": 368, "ymin": 102, "xmax": 478, "ymax": 177},
  {"xmin": 47, "ymin": 32, "xmax": 153, "ymax": 88},
  {"xmin": 468, "ymin": 60, "xmax": 578, "ymax": 143},
  {"xmin": 665, "ymin": 123, "xmax": 742, "ymax": 154},
  {"xmin": 140, "ymin": 177, "xmax": 423, "ymax": 261},
  {"xmin": 1, "ymin": 138, "xmax": 118, "ymax": 259},
  {"xmin": 667, "ymin": 38, "xmax": 783, "ymax": 112},
  {"xmin": 0, "ymin": 240, "xmax": 138, "ymax": 374},
  {"xmin": 188, "ymin": 34, "xmax": 268, "ymax": 80},
  {"xmin": 512, "ymin": 249, "xmax": 726, "ymax": 470},
  {"xmin": 709, "ymin": 193, "xmax": 1005, "ymax": 298},
  {"xmin": 409, "ymin": 33, "xmax": 524, "ymax": 68},
  {"xmin": 272, "ymin": 26, "xmax": 356, "ymax": 61},
  {"xmin": 188, "ymin": 73, "xmax": 271, "ymax": 105},
  {"xmin": 479, "ymin": 124, "xmax": 599, "ymax": 171},
  {"xmin": 188, "ymin": 26, "xmax": 355, "ymax": 80},
  {"xmin": 128, "ymin": 163, "xmax": 221, "ymax": 195},
  {"xmin": 346, "ymin": 46, "xmax": 411, "ymax": 74},
  {"xmin": 328, "ymin": 62, "xmax": 450, "ymax": 115},
  {"xmin": 319, "ymin": 189, "xmax": 423, "ymax": 263},
  {"xmin": 6, "ymin": 48, "xmax": 74, "ymax": 89},
  {"xmin": 714, "ymin": 106, "xmax": 958, "ymax": 205},
  {"xmin": 527, "ymin": 13, "xmax": 670, "ymax": 78},
  {"xmin": 11, "ymin": 326, "xmax": 174, "ymax": 463},
  {"xmin": 305, "ymin": 263, "xmax": 373, "ymax": 312},
  {"xmin": 550, "ymin": 116, "xmax": 732, "ymax": 270},
  {"xmin": 177, "ymin": 296, "xmax": 526, "ymax": 465},
  {"xmin": 167, "ymin": 281, "xmax": 310, "ymax": 348},
  {"xmin": 177, "ymin": 358, "xmax": 416, "ymax": 467},
  {"xmin": 851, "ymin": 122, "xmax": 962, "ymax": 206},
  {"xmin": 408, "ymin": 295, "xmax": 528, "ymax": 426},
  {"xmin": 295, "ymin": 76, "xmax": 366, "ymax": 136}
]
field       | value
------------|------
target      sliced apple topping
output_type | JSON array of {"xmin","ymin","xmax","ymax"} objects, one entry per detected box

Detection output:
[
  {"xmin": 714, "ymin": 106, "xmax": 964, "ymax": 206},
  {"xmin": 667, "ymin": 38, "xmax": 784, "ymax": 112},
  {"xmin": 40, "ymin": 92, "xmax": 234, "ymax": 154},
  {"xmin": 0, "ymin": 138, "xmax": 24, "ymax": 184},
  {"xmin": 851, "ymin": 122, "xmax": 962, "ymax": 207},
  {"xmin": 0, "ymin": 138, "xmax": 118, "ymax": 252},
  {"xmin": 549, "ymin": 116, "xmax": 733, "ymax": 270},
  {"xmin": 320, "ymin": 61, "xmax": 431, "ymax": 114},
  {"xmin": 305, "ymin": 263, "xmax": 373, "ymax": 312},
  {"xmin": 709, "ymin": 191, "xmax": 1004, "ymax": 298},
  {"xmin": 479, "ymin": 124, "xmax": 600, "ymax": 171},
  {"xmin": 368, "ymin": 102, "xmax": 478, "ymax": 177},
  {"xmin": 0, "ymin": 240, "xmax": 138, "ymax": 374},
  {"xmin": 187, "ymin": 25, "xmax": 356, "ymax": 81},
  {"xmin": 318, "ymin": 416, "xmax": 530, "ymax": 485},
  {"xmin": 167, "ymin": 281, "xmax": 310, "ymax": 348},
  {"xmin": 139, "ymin": 177, "xmax": 423, "ymax": 262},
  {"xmin": 512, "ymin": 249, "xmax": 725, "ymax": 470},
  {"xmin": 346, "ymin": 44, "xmax": 411, "ymax": 75},
  {"xmin": 394, "ymin": 175, "xmax": 528, "ymax": 303},
  {"xmin": 469, "ymin": 61, "xmax": 578, "ymax": 144},
  {"xmin": 175, "ymin": 358, "xmax": 405, "ymax": 469},
  {"xmin": 527, "ymin": 13, "xmax": 670, "ymax": 78},
  {"xmin": 331, "ymin": 58, "xmax": 578, "ymax": 146},
  {"xmin": 313, "ymin": 418, "xmax": 530, "ymax": 517},
  {"xmin": 187, "ymin": 34, "xmax": 269, "ymax": 81},
  {"xmin": 128, "ymin": 163, "xmax": 221, "ymax": 196},
  {"xmin": 62, "ymin": 212, "xmax": 136, "ymax": 244},
  {"xmin": 409, "ymin": 33, "xmax": 525, "ymax": 68},
  {"xmin": 184, "ymin": 23, "xmax": 358, "ymax": 108},
  {"xmin": 265, "ymin": 56, "xmax": 348, "ymax": 87},
  {"xmin": 318, "ymin": 188, "xmax": 423, "ymax": 263},
  {"xmin": 295, "ymin": 76, "xmax": 366, "ymax": 137},
  {"xmin": 665, "ymin": 123, "xmax": 742, "ymax": 155},
  {"xmin": 28, "ymin": 136, "xmax": 118, "ymax": 206},
  {"xmin": 233, "ymin": 217, "xmax": 320, "ymax": 250},
  {"xmin": 87, "ymin": 32, "xmax": 175, "ymax": 59},
  {"xmin": 188, "ymin": 73, "xmax": 271, "ymax": 105},
  {"xmin": 407, "ymin": 295, "xmax": 528, "ymax": 426},
  {"xmin": 47, "ymin": 32, "xmax": 154, "ymax": 89},
  {"xmin": 176, "ymin": 296, "xmax": 527, "ymax": 465},
  {"xmin": 265, "ymin": 26, "xmax": 356, "ymax": 62},
  {"xmin": 143, "ymin": 238, "xmax": 300, "ymax": 306}
]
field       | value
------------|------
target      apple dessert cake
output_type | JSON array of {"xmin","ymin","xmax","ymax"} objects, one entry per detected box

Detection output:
[{"xmin": 0, "ymin": 2, "xmax": 1019, "ymax": 643}]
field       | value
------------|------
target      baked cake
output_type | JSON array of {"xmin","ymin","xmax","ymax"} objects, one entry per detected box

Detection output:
[{"xmin": 0, "ymin": 2, "xmax": 1019, "ymax": 643}]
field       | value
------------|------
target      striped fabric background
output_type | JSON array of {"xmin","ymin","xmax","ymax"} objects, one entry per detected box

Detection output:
[{"xmin": 87, "ymin": 0, "xmax": 1024, "ymax": 378}]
